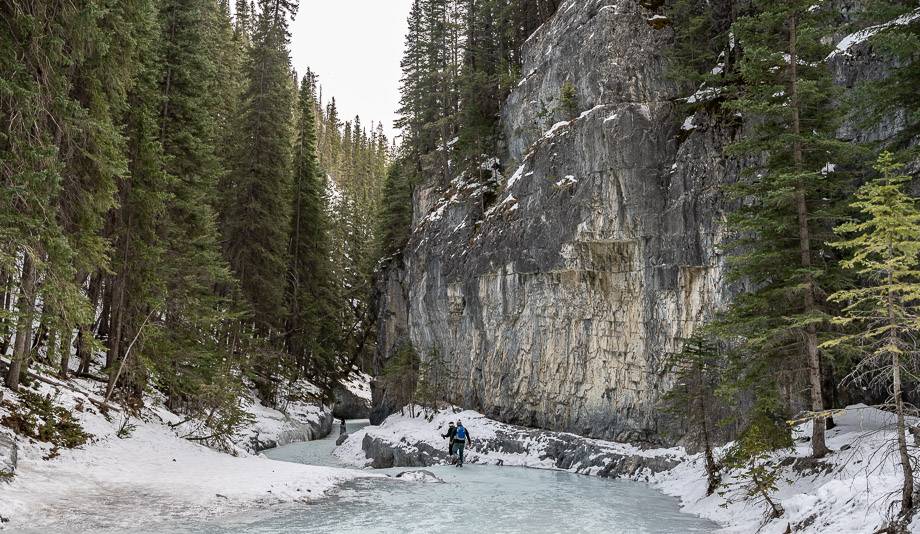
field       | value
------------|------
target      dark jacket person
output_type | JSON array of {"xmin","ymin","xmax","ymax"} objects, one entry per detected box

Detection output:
[{"xmin": 441, "ymin": 422, "xmax": 456, "ymax": 455}]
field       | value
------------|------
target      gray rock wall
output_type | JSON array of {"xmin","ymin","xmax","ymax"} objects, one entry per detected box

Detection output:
[
  {"xmin": 375, "ymin": 0, "xmax": 731, "ymax": 443},
  {"xmin": 372, "ymin": 0, "xmax": 914, "ymax": 442},
  {"xmin": 332, "ymin": 385, "xmax": 371, "ymax": 420}
]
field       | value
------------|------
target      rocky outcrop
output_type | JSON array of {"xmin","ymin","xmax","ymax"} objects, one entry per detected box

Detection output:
[
  {"xmin": 250, "ymin": 411, "xmax": 333, "ymax": 453},
  {"xmin": 372, "ymin": 0, "xmax": 915, "ymax": 443},
  {"xmin": 332, "ymin": 384, "xmax": 371, "ymax": 420},
  {"xmin": 358, "ymin": 420, "xmax": 680, "ymax": 479},
  {"xmin": 0, "ymin": 428, "xmax": 16, "ymax": 477}
]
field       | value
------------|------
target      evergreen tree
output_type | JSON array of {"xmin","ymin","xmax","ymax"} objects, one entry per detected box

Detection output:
[
  {"xmin": 824, "ymin": 152, "xmax": 920, "ymax": 519},
  {"xmin": 0, "ymin": 0, "xmax": 147, "ymax": 389},
  {"xmin": 662, "ymin": 333, "xmax": 725, "ymax": 495},
  {"xmin": 222, "ymin": 0, "xmax": 298, "ymax": 341},
  {"xmin": 717, "ymin": 0, "xmax": 855, "ymax": 459},
  {"xmin": 719, "ymin": 406, "xmax": 793, "ymax": 519},
  {"xmin": 375, "ymin": 161, "xmax": 415, "ymax": 261},
  {"xmin": 286, "ymin": 75, "xmax": 338, "ymax": 384}
]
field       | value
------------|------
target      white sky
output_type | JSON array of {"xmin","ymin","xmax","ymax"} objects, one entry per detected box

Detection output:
[{"xmin": 290, "ymin": 0, "xmax": 414, "ymax": 142}]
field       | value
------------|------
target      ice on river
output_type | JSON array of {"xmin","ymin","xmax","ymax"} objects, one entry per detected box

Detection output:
[{"xmin": 161, "ymin": 420, "xmax": 720, "ymax": 534}]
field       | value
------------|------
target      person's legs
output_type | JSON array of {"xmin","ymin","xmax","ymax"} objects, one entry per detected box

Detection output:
[{"xmin": 456, "ymin": 442, "xmax": 465, "ymax": 466}]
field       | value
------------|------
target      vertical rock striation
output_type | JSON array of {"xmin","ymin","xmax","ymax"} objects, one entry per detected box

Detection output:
[{"xmin": 372, "ymin": 0, "xmax": 915, "ymax": 441}]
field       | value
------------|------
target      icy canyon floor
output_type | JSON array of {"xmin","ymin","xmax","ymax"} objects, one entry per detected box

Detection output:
[{"xmin": 0, "ymin": 375, "xmax": 917, "ymax": 533}]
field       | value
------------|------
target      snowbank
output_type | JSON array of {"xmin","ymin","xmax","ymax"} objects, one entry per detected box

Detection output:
[
  {"xmin": 229, "ymin": 389, "xmax": 332, "ymax": 453},
  {"xmin": 0, "ymin": 377, "xmax": 370, "ymax": 531},
  {"xmin": 654, "ymin": 404, "xmax": 920, "ymax": 533}
]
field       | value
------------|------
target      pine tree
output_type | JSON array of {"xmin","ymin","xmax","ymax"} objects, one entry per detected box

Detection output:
[
  {"xmin": 824, "ymin": 152, "xmax": 920, "ymax": 519},
  {"xmin": 222, "ymin": 0, "xmax": 298, "ymax": 342},
  {"xmin": 717, "ymin": 0, "xmax": 855, "ymax": 459},
  {"xmin": 375, "ymin": 162, "xmax": 415, "ymax": 261},
  {"xmin": 720, "ymin": 405, "xmax": 792, "ymax": 519},
  {"xmin": 663, "ymin": 333, "xmax": 725, "ymax": 495},
  {"xmin": 1, "ymin": 0, "xmax": 147, "ymax": 389},
  {"xmin": 286, "ymin": 75, "xmax": 338, "ymax": 383}
]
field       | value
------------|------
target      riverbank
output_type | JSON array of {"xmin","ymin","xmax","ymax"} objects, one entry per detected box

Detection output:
[
  {"xmin": 336, "ymin": 405, "xmax": 920, "ymax": 533},
  {"xmin": 0, "ymin": 373, "xmax": 371, "ymax": 531}
]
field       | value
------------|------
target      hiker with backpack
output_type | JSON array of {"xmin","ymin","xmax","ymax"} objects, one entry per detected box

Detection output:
[
  {"xmin": 453, "ymin": 421, "xmax": 472, "ymax": 467},
  {"xmin": 441, "ymin": 421, "xmax": 457, "ymax": 455}
]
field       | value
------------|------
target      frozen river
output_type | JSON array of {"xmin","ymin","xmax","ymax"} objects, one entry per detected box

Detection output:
[{"xmin": 164, "ymin": 420, "xmax": 720, "ymax": 534}]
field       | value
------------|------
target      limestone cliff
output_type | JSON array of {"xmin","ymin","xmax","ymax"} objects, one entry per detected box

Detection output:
[{"xmin": 371, "ymin": 0, "xmax": 912, "ymax": 442}]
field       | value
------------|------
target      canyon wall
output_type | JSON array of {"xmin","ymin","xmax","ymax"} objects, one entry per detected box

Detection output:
[{"xmin": 371, "ymin": 0, "xmax": 910, "ymax": 442}]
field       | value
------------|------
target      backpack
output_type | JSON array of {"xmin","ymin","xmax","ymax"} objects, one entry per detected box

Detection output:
[{"xmin": 455, "ymin": 426, "xmax": 466, "ymax": 440}]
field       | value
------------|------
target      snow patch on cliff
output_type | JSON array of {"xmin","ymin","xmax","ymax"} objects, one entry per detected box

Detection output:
[{"xmin": 829, "ymin": 8, "xmax": 920, "ymax": 58}]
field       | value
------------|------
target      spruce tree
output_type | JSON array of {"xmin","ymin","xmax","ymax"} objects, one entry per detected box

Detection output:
[
  {"xmin": 663, "ymin": 333, "xmax": 725, "ymax": 495},
  {"xmin": 286, "ymin": 75, "xmax": 338, "ymax": 383},
  {"xmin": 718, "ymin": 0, "xmax": 854, "ymax": 459},
  {"xmin": 0, "ymin": 0, "xmax": 146, "ymax": 388},
  {"xmin": 824, "ymin": 152, "xmax": 920, "ymax": 518},
  {"xmin": 222, "ymin": 0, "xmax": 298, "ymax": 340}
]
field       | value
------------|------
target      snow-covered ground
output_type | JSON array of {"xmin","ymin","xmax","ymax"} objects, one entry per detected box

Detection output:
[
  {"xmin": 229, "ymin": 387, "xmax": 331, "ymax": 453},
  {"xmin": 338, "ymin": 405, "xmax": 920, "ymax": 533},
  {"xmin": 0, "ymin": 376, "xmax": 372, "ymax": 532},
  {"xmin": 656, "ymin": 404, "xmax": 920, "ymax": 533}
]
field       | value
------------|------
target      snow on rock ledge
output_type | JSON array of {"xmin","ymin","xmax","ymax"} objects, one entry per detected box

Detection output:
[
  {"xmin": 230, "ymin": 389, "xmax": 333, "ymax": 454},
  {"xmin": 333, "ymin": 371, "xmax": 372, "ymax": 420},
  {"xmin": 335, "ymin": 407, "xmax": 682, "ymax": 479}
]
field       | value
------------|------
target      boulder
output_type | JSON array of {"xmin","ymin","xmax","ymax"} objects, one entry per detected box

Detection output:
[{"xmin": 332, "ymin": 384, "xmax": 370, "ymax": 420}]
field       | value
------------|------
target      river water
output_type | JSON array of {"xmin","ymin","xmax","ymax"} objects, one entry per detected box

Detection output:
[{"xmin": 164, "ymin": 420, "xmax": 719, "ymax": 534}]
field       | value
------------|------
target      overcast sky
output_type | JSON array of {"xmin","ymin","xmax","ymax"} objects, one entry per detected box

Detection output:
[{"xmin": 289, "ymin": 0, "xmax": 414, "ymax": 142}]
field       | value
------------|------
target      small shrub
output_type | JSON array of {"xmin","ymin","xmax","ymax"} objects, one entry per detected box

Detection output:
[
  {"xmin": 559, "ymin": 81, "xmax": 578, "ymax": 118},
  {"xmin": 1, "ymin": 392, "xmax": 90, "ymax": 449}
]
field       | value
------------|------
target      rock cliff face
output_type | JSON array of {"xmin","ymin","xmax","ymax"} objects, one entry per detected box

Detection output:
[{"xmin": 372, "ymin": 0, "xmax": 912, "ymax": 441}]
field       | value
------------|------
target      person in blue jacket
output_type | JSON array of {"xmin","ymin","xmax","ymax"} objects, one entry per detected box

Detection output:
[{"xmin": 453, "ymin": 421, "xmax": 472, "ymax": 467}]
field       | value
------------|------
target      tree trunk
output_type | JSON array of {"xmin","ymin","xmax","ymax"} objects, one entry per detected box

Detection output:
[
  {"xmin": 0, "ymin": 268, "xmax": 12, "ymax": 355},
  {"xmin": 700, "ymin": 394, "xmax": 720, "ymax": 494},
  {"xmin": 754, "ymin": 469, "xmax": 784, "ymax": 518},
  {"xmin": 6, "ymin": 254, "xmax": 37, "ymax": 390},
  {"xmin": 788, "ymin": 11, "xmax": 828, "ymax": 458},
  {"xmin": 59, "ymin": 327, "xmax": 74, "ymax": 378},
  {"xmin": 43, "ymin": 327, "xmax": 57, "ymax": 366},
  {"xmin": 888, "ymin": 264, "xmax": 914, "ymax": 516},
  {"xmin": 77, "ymin": 272, "xmax": 102, "ymax": 374}
]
